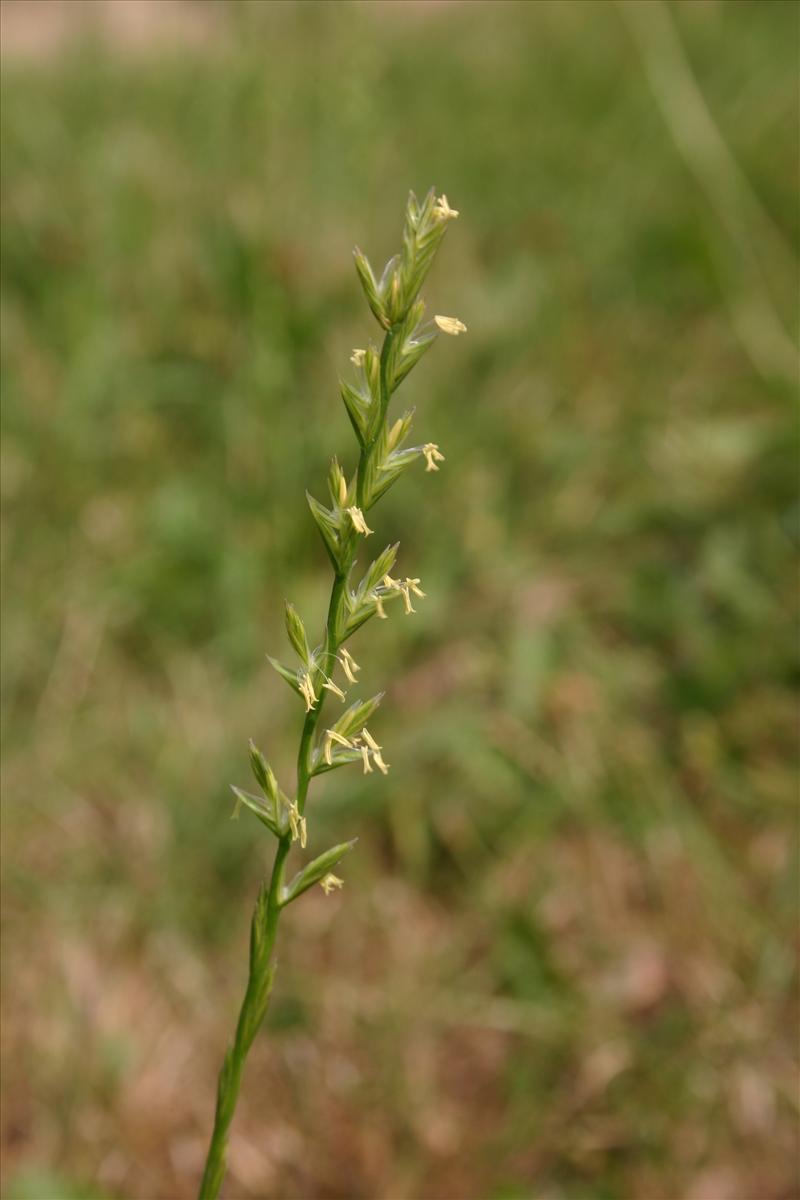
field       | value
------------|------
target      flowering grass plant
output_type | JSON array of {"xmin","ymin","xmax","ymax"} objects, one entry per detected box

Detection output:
[{"xmin": 199, "ymin": 189, "xmax": 464, "ymax": 1197}]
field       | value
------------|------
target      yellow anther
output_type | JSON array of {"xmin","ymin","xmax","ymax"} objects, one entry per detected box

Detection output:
[
  {"xmin": 350, "ymin": 348, "xmax": 366, "ymax": 366},
  {"xmin": 339, "ymin": 647, "xmax": 360, "ymax": 683},
  {"xmin": 299, "ymin": 671, "xmax": 317, "ymax": 712},
  {"xmin": 320, "ymin": 873, "xmax": 344, "ymax": 895},
  {"xmin": 372, "ymin": 749, "xmax": 390, "ymax": 775},
  {"xmin": 287, "ymin": 799, "xmax": 307, "ymax": 847},
  {"xmin": 358, "ymin": 728, "xmax": 389, "ymax": 774},
  {"xmin": 361, "ymin": 727, "xmax": 380, "ymax": 752},
  {"xmin": 433, "ymin": 194, "xmax": 459, "ymax": 221},
  {"xmin": 322, "ymin": 676, "xmax": 346, "ymax": 701},
  {"xmin": 382, "ymin": 572, "xmax": 423, "ymax": 614},
  {"xmin": 358, "ymin": 743, "xmax": 373, "ymax": 774},
  {"xmin": 422, "ymin": 443, "xmax": 445, "ymax": 472},
  {"xmin": 347, "ymin": 506, "xmax": 374, "ymax": 536},
  {"xmin": 434, "ymin": 315, "xmax": 467, "ymax": 336},
  {"xmin": 323, "ymin": 728, "xmax": 354, "ymax": 765}
]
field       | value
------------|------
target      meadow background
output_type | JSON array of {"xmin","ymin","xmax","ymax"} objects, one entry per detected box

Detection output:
[{"xmin": 1, "ymin": 1, "xmax": 798, "ymax": 1198}]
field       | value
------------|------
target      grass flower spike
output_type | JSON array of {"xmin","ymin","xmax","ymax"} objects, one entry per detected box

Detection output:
[{"xmin": 199, "ymin": 188, "xmax": 464, "ymax": 1198}]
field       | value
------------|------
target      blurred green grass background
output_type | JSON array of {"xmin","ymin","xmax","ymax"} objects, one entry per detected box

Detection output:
[{"xmin": 1, "ymin": 1, "xmax": 797, "ymax": 1198}]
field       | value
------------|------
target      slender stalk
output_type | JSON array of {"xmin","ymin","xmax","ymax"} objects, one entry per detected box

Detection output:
[
  {"xmin": 200, "ymin": 325, "xmax": 395, "ymax": 1197},
  {"xmin": 297, "ymin": 570, "xmax": 348, "ymax": 812},
  {"xmin": 198, "ymin": 188, "xmax": 464, "ymax": 1197},
  {"xmin": 198, "ymin": 836, "xmax": 289, "ymax": 1199},
  {"xmin": 356, "ymin": 327, "xmax": 397, "ymax": 510}
]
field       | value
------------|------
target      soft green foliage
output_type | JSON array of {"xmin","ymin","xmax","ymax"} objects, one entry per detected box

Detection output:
[{"xmin": 1, "ymin": 3, "xmax": 797, "ymax": 1199}]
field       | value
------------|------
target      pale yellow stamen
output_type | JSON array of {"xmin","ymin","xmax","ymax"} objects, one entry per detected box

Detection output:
[
  {"xmin": 339, "ymin": 658, "xmax": 357, "ymax": 685},
  {"xmin": 422, "ymin": 443, "xmax": 445, "ymax": 472},
  {"xmin": 434, "ymin": 315, "xmax": 467, "ymax": 336},
  {"xmin": 350, "ymin": 348, "xmax": 366, "ymax": 366},
  {"xmin": 374, "ymin": 595, "xmax": 387, "ymax": 619},
  {"xmin": 361, "ymin": 727, "xmax": 380, "ymax": 752},
  {"xmin": 349, "ymin": 728, "xmax": 390, "ymax": 775},
  {"xmin": 359, "ymin": 729, "xmax": 390, "ymax": 775},
  {"xmin": 331, "ymin": 729, "xmax": 353, "ymax": 748},
  {"xmin": 383, "ymin": 572, "xmax": 421, "ymax": 614},
  {"xmin": 337, "ymin": 474, "xmax": 348, "ymax": 506},
  {"xmin": 322, "ymin": 676, "xmax": 346, "ymax": 701},
  {"xmin": 287, "ymin": 799, "xmax": 307, "ymax": 847},
  {"xmin": 433, "ymin": 194, "xmax": 459, "ymax": 220},
  {"xmin": 339, "ymin": 648, "xmax": 360, "ymax": 683},
  {"xmin": 320, "ymin": 873, "xmax": 344, "ymax": 895},
  {"xmin": 347, "ymin": 506, "xmax": 374, "ymax": 536},
  {"xmin": 299, "ymin": 671, "xmax": 317, "ymax": 712},
  {"xmin": 358, "ymin": 743, "xmax": 373, "ymax": 774},
  {"xmin": 323, "ymin": 728, "xmax": 353, "ymax": 765},
  {"xmin": 372, "ymin": 749, "xmax": 390, "ymax": 775}
]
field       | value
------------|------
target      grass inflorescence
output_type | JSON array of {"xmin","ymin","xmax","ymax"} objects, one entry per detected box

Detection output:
[{"xmin": 199, "ymin": 189, "xmax": 464, "ymax": 1198}]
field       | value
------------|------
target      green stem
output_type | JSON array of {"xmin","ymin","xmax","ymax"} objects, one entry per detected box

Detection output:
[
  {"xmin": 357, "ymin": 326, "xmax": 397, "ymax": 511},
  {"xmin": 198, "ymin": 835, "xmax": 290, "ymax": 1199},
  {"xmin": 199, "ymin": 323, "xmax": 396, "ymax": 1199},
  {"xmin": 297, "ymin": 569, "xmax": 347, "ymax": 815}
]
